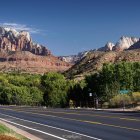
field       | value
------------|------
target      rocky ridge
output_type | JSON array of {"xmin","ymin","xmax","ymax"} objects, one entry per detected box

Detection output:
[
  {"xmin": 98, "ymin": 36, "xmax": 140, "ymax": 51},
  {"xmin": 61, "ymin": 36, "xmax": 140, "ymax": 65},
  {"xmin": 0, "ymin": 27, "xmax": 71, "ymax": 73},
  {"xmin": 0, "ymin": 27, "xmax": 51, "ymax": 55},
  {"xmin": 58, "ymin": 51, "xmax": 89, "ymax": 64},
  {"xmin": 65, "ymin": 49, "xmax": 140, "ymax": 79}
]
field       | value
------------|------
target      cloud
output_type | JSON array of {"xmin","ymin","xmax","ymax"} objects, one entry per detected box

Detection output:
[{"xmin": 0, "ymin": 22, "xmax": 40, "ymax": 34}]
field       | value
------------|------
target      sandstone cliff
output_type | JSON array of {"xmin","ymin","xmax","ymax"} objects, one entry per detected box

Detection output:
[
  {"xmin": 0, "ymin": 27, "xmax": 51, "ymax": 55},
  {"xmin": 0, "ymin": 27, "xmax": 71, "ymax": 73}
]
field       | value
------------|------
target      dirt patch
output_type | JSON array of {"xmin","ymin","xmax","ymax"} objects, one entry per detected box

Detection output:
[{"xmin": 0, "ymin": 135, "xmax": 19, "ymax": 140}]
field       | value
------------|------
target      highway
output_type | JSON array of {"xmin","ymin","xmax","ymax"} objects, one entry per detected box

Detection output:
[{"xmin": 0, "ymin": 106, "xmax": 140, "ymax": 140}]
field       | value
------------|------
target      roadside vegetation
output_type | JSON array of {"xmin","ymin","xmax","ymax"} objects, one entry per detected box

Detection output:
[
  {"xmin": 67, "ymin": 62, "xmax": 140, "ymax": 108},
  {"xmin": 0, "ymin": 62, "xmax": 139, "ymax": 109},
  {"xmin": 0, "ymin": 123, "xmax": 28, "ymax": 140}
]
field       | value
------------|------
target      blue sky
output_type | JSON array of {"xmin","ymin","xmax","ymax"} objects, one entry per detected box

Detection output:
[{"xmin": 0, "ymin": 0, "xmax": 140, "ymax": 56}]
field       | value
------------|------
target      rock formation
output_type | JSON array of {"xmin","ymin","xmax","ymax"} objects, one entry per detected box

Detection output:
[
  {"xmin": 0, "ymin": 27, "xmax": 71, "ymax": 73},
  {"xmin": 98, "ymin": 36, "xmax": 140, "ymax": 52},
  {"xmin": 113, "ymin": 36, "xmax": 139, "ymax": 51},
  {"xmin": 98, "ymin": 42, "xmax": 115, "ymax": 51},
  {"xmin": 58, "ymin": 51, "xmax": 89, "ymax": 64},
  {"xmin": 0, "ymin": 27, "xmax": 51, "ymax": 55}
]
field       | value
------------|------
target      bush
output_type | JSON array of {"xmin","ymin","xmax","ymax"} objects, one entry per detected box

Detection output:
[
  {"xmin": 131, "ymin": 92, "xmax": 140, "ymax": 105},
  {"xmin": 102, "ymin": 102, "xmax": 109, "ymax": 108},
  {"xmin": 109, "ymin": 94, "xmax": 132, "ymax": 107}
]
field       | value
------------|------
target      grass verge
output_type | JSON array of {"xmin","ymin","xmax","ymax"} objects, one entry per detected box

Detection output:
[{"xmin": 0, "ymin": 123, "xmax": 29, "ymax": 140}]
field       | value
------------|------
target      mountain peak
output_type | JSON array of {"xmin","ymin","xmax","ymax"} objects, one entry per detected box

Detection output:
[
  {"xmin": 97, "ymin": 36, "xmax": 140, "ymax": 52},
  {"xmin": 104, "ymin": 42, "xmax": 115, "ymax": 51},
  {"xmin": 0, "ymin": 27, "xmax": 51, "ymax": 56},
  {"xmin": 114, "ymin": 36, "xmax": 139, "ymax": 51}
]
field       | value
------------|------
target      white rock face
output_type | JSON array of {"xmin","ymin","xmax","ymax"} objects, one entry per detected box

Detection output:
[
  {"xmin": 1, "ymin": 27, "xmax": 31, "ymax": 41},
  {"xmin": 98, "ymin": 36, "xmax": 140, "ymax": 52},
  {"xmin": 4, "ymin": 27, "xmax": 19, "ymax": 37},
  {"xmin": 60, "ymin": 56, "xmax": 78, "ymax": 63},
  {"xmin": 105, "ymin": 42, "xmax": 115, "ymax": 50},
  {"xmin": 98, "ymin": 42, "xmax": 115, "ymax": 51},
  {"xmin": 19, "ymin": 31, "xmax": 31, "ymax": 41},
  {"xmin": 59, "ymin": 51, "xmax": 89, "ymax": 64},
  {"xmin": 114, "ymin": 36, "xmax": 139, "ymax": 50}
]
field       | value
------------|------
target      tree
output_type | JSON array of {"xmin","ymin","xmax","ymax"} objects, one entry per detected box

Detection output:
[
  {"xmin": 85, "ymin": 62, "xmax": 140, "ymax": 103},
  {"xmin": 30, "ymin": 87, "xmax": 43, "ymax": 106},
  {"xmin": 41, "ymin": 72, "xmax": 68, "ymax": 107}
]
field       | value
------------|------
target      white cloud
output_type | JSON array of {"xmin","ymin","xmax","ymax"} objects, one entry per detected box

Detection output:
[{"xmin": 0, "ymin": 22, "xmax": 40, "ymax": 34}]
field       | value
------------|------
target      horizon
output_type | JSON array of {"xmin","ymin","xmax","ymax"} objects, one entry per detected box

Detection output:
[{"xmin": 0, "ymin": 0, "xmax": 140, "ymax": 56}]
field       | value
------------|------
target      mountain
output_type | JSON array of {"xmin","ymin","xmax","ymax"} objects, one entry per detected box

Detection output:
[
  {"xmin": 98, "ymin": 36, "xmax": 140, "ymax": 51},
  {"xmin": 1, "ymin": 29, "xmax": 140, "ymax": 76},
  {"xmin": 64, "ymin": 36, "xmax": 140, "ymax": 80},
  {"xmin": 59, "ymin": 36, "xmax": 140, "ymax": 65},
  {"xmin": 58, "ymin": 51, "xmax": 89, "ymax": 64},
  {"xmin": 0, "ymin": 27, "xmax": 51, "ymax": 55},
  {"xmin": 0, "ymin": 27, "xmax": 71, "ymax": 73},
  {"xmin": 65, "ymin": 49, "xmax": 140, "ymax": 80},
  {"xmin": 128, "ymin": 39, "xmax": 140, "ymax": 50},
  {"xmin": 98, "ymin": 42, "xmax": 115, "ymax": 51},
  {"xmin": 113, "ymin": 36, "xmax": 139, "ymax": 51}
]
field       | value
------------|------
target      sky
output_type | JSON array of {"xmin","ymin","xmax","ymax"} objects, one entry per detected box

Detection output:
[{"xmin": 0, "ymin": 0, "xmax": 140, "ymax": 56}]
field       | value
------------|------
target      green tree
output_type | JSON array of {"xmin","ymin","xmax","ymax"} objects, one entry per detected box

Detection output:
[{"xmin": 41, "ymin": 72, "xmax": 68, "ymax": 107}]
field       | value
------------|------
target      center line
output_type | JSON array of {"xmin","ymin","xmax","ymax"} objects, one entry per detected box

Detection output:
[{"xmin": 0, "ymin": 113, "xmax": 102, "ymax": 140}]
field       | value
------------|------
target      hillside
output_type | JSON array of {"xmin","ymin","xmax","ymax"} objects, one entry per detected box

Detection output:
[{"xmin": 64, "ymin": 49, "xmax": 140, "ymax": 79}]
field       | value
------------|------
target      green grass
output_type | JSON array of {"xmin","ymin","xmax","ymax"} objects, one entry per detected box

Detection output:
[{"xmin": 0, "ymin": 123, "xmax": 29, "ymax": 140}]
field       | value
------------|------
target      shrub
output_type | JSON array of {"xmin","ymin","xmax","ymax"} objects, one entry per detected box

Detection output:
[
  {"xmin": 102, "ymin": 102, "xmax": 109, "ymax": 108},
  {"xmin": 131, "ymin": 92, "xmax": 140, "ymax": 105},
  {"xmin": 109, "ymin": 94, "xmax": 132, "ymax": 107}
]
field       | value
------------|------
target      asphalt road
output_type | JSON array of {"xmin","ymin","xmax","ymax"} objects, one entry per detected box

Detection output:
[{"xmin": 0, "ymin": 106, "xmax": 140, "ymax": 140}]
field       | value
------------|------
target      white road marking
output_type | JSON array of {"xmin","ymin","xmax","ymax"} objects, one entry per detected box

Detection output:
[
  {"xmin": 0, "ymin": 118, "xmax": 67, "ymax": 140},
  {"xmin": 0, "ymin": 113, "xmax": 102, "ymax": 140}
]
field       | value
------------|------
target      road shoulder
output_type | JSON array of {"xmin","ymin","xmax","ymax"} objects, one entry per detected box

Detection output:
[{"xmin": 0, "ymin": 120, "xmax": 42, "ymax": 140}]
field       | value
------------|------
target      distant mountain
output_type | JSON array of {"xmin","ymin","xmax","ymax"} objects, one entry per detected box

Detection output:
[
  {"xmin": 113, "ymin": 36, "xmax": 139, "ymax": 51},
  {"xmin": 65, "ymin": 49, "xmax": 140, "ymax": 80},
  {"xmin": 58, "ymin": 51, "xmax": 89, "ymax": 64},
  {"xmin": 59, "ymin": 36, "xmax": 140, "ymax": 65},
  {"xmin": 0, "ymin": 27, "xmax": 71, "ymax": 73},
  {"xmin": 98, "ymin": 36, "xmax": 140, "ymax": 51},
  {"xmin": 64, "ymin": 36, "xmax": 140, "ymax": 80},
  {"xmin": 1, "ymin": 29, "xmax": 140, "ymax": 76},
  {"xmin": 98, "ymin": 42, "xmax": 115, "ymax": 51}
]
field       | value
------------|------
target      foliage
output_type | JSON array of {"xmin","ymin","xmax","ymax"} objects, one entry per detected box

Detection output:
[
  {"xmin": 131, "ymin": 92, "xmax": 140, "ymax": 104},
  {"xmin": 68, "ymin": 62, "xmax": 140, "ymax": 108},
  {"xmin": 109, "ymin": 94, "xmax": 132, "ymax": 107},
  {"xmin": 0, "ymin": 73, "xmax": 43, "ymax": 106},
  {"xmin": 41, "ymin": 72, "xmax": 69, "ymax": 107},
  {"xmin": 0, "ymin": 61, "xmax": 139, "ymax": 108},
  {"xmin": 85, "ymin": 62, "xmax": 140, "ymax": 102}
]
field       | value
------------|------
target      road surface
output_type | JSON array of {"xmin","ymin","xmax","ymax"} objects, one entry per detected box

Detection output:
[{"xmin": 0, "ymin": 106, "xmax": 140, "ymax": 140}]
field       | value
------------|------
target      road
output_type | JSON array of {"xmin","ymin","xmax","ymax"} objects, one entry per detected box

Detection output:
[{"xmin": 0, "ymin": 106, "xmax": 140, "ymax": 140}]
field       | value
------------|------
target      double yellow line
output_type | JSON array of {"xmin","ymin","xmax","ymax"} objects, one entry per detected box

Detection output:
[
  {"xmin": 8, "ymin": 106, "xmax": 140, "ymax": 122},
  {"xmin": 1, "ymin": 107, "xmax": 140, "ymax": 132}
]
